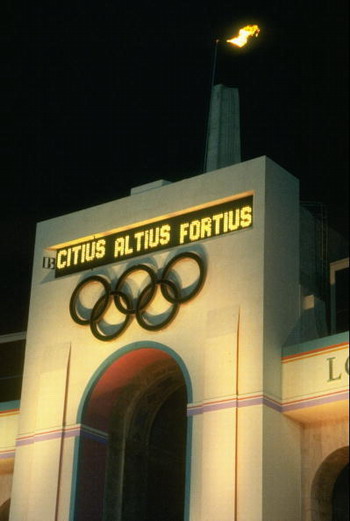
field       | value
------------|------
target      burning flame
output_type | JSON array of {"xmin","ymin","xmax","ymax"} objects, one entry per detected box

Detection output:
[{"xmin": 226, "ymin": 25, "xmax": 260, "ymax": 47}]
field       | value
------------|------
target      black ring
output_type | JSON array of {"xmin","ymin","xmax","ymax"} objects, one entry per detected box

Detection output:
[
  {"xmin": 69, "ymin": 253, "xmax": 206, "ymax": 341},
  {"xmin": 69, "ymin": 275, "xmax": 110, "ymax": 325},
  {"xmin": 135, "ymin": 279, "xmax": 180, "ymax": 330},
  {"xmin": 113, "ymin": 264, "xmax": 157, "ymax": 314},
  {"xmin": 160, "ymin": 252, "xmax": 205, "ymax": 303},
  {"xmin": 90, "ymin": 293, "xmax": 132, "ymax": 341}
]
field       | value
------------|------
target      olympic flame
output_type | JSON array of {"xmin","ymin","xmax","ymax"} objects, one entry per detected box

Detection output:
[{"xmin": 226, "ymin": 25, "xmax": 260, "ymax": 47}]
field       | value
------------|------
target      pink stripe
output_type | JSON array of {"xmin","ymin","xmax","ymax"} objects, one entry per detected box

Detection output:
[
  {"xmin": 187, "ymin": 390, "xmax": 348, "ymax": 416},
  {"xmin": 283, "ymin": 391, "xmax": 349, "ymax": 411},
  {"xmin": 263, "ymin": 397, "xmax": 282, "ymax": 412},
  {"xmin": 187, "ymin": 395, "xmax": 268, "ymax": 415},
  {"xmin": 16, "ymin": 432, "xmax": 61, "ymax": 446},
  {"xmin": 283, "ymin": 388, "xmax": 347, "ymax": 406},
  {"xmin": 16, "ymin": 425, "xmax": 108, "ymax": 447},
  {"xmin": 0, "ymin": 409, "xmax": 19, "ymax": 416},
  {"xmin": 188, "ymin": 398, "xmax": 237, "ymax": 415},
  {"xmin": 0, "ymin": 451, "xmax": 15, "ymax": 459}
]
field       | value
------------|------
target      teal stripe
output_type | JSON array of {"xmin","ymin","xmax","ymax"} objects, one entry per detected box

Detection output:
[
  {"xmin": 0, "ymin": 400, "xmax": 20, "ymax": 412},
  {"xmin": 283, "ymin": 331, "xmax": 349, "ymax": 358}
]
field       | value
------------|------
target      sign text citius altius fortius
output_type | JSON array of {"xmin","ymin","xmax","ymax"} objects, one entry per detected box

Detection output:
[{"xmin": 54, "ymin": 194, "xmax": 253, "ymax": 277}]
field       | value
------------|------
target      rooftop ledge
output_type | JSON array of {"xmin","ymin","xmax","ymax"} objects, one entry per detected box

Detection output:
[
  {"xmin": 130, "ymin": 179, "xmax": 171, "ymax": 195},
  {"xmin": 283, "ymin": 331, "xmax": 349, "ymax": 358}
]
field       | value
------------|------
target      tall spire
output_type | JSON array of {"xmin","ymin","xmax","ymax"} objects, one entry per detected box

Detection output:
[{"xmin": 204, "ymin": 84, "xmax": 241, "ymax": 172}]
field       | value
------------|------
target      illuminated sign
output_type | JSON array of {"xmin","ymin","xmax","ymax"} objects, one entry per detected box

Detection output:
[{"xmin": 55, "ymin": 194, "xmax": 253, "ymax": 277}]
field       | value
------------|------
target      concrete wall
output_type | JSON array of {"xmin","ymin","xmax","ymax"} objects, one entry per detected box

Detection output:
[
  {"xmin": 9, "ymin": 157, "xmax": 303, "ymax": 521},
  {"xmin": 0, "ymin": 404, "xmax": 19, "ymax": 512},
  {"xmin": 302, "ymin": 419, "xmax": 349, "ymax": 521}
]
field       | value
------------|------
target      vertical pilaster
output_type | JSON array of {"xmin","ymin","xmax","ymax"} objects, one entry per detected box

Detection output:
[{"xmin": 10, "ymin": 343, "xmax": 70, "ymax": 521}]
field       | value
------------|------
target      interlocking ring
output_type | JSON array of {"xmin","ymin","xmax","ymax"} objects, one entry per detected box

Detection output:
[
  {"xmin": 69, "ymin": 252, "xmax": 205, "ymax": 341},
  {"xmin": 113, "ymin": 264, "xmax": 157, "ymax": 315},
  {"xmin": 136, "ymin": 278, "xmax": 180, "ymax": 331},
  {"xmin": 160, "ymin": 252, "xmax": 205, "ymax": 303},
  {"xmin": 69, "ymin": 275, "xmax": 132, "ymax": 341}
]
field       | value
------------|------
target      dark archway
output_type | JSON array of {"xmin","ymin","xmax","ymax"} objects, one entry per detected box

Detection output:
[
  {"xmin": 0, "ymin": 499, "xmax": 10, "ymax": 521},
  {"xmin": 332, "ymin": 463, "xmax": 349, "ymax": 521},
  {"xmin": 146, "ymin": 386, "xmax": 187, "ymax": 521},
  {"xmin": 104, "ymin": 356, "xmax": 187, "ymax": 521},
  {"xmin": 74, "ymin": 347, "xmax": 191, "ymax": 521},
  {"xmin": 311, "ymin": 446, "xmax": 349, "ymax": 521}
]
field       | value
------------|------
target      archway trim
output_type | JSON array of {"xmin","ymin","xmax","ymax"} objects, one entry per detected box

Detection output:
[{"xmin": 69, "ymin": 341, "xmax": 193, "ymax": 521}]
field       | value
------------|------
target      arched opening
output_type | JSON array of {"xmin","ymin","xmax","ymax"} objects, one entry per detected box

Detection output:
[
  {"xmin": 0, "ymin": 457, "xmax": 14, "ymax": 521},
  {"xmin": 0, "ymin": 499, "xmax": 11, "ymax": 521},
  {"xmin": 73, "ymin": 347, "xmax": 191, "ymax": 521},
  {"xmin": 311, "ymin": 446, "xmax": 349, "ymax": 521},
  {"xmin": 147, "ymin": 386, "xmax": 187, "ymax": 521},
  {"xmin": 332, "ymin": 463, "xmax": 349, "ymax": 521}
]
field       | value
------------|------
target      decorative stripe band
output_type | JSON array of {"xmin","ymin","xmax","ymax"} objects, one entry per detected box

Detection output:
[
  {"xmin": 80, "ymin": 424, "xmax": 108, "ymax": 444},
  {"xmin": 0, "ymin": 409, "xmax": 20, "ymax": 417},
  {"xmin": 187, "ymin": 394, "xmax": 281, "ymax": 416},
  {"xmin": 0, "ymin": 449, "xmax": 16, "ymax": 459},
  {"xmin": 187, "ymin": 389, "xmax": 348, "ymax": 416},
  {"xmin": 16, "ymin": 424, "xmax": 108, "ymax": 447},
  {"xmin": 283, "ymin": 390, "xmax": 349, "ymax": 411},
  {"xmin": 10, "ymin": 390, "xmax": 350, "ymax": 444}
]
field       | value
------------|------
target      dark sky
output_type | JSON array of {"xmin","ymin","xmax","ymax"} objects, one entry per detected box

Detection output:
[{"xmin": 1, "ymin": 0, "xmax": 348, "ymax": 334}]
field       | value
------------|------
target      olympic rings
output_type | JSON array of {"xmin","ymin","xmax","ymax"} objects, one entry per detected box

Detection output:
[{"xmin": 69, "ymin": 252, "xmax": 205, "ymax": 341}]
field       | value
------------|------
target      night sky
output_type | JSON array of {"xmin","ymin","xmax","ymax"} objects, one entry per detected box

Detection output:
[{"xmin": 2, "ymin": 0, "xmax": 348, "ymax": 334}]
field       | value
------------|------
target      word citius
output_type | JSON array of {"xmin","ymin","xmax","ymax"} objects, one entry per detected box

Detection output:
[{"xmin": 54, "ymin": 195, "xmax": 253, "ymax": 277}]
